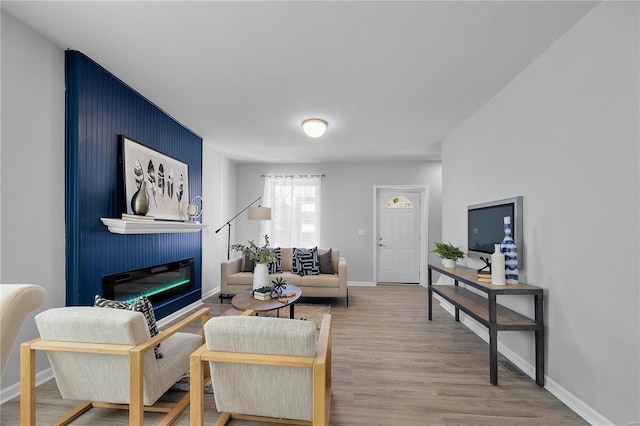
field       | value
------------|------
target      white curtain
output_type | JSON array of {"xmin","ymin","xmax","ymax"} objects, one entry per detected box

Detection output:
[{"xmin": 260, "ymin": 175, "xmax": 321, "ymax": 248}]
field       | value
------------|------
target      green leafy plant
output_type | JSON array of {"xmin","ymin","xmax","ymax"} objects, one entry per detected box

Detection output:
[
  {"xmin": 432, "ymin": 242, "xmax": 466, "ymax": 261},
  {"xmin": 231, "ymin": 234, "xmax": 277, "ymax": 264}
]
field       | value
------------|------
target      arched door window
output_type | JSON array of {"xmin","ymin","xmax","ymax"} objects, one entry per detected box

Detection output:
[{"xmin": 386, "ymin": 196, "xmax": 412, "ymax": 209}]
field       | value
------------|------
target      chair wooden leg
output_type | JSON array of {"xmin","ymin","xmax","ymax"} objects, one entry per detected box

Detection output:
[
  {"xmin": 129, "ymin": 349, "xmax": 145, "ymax": 426},
  {"xmin": 312, "ymin": 362, "xmax": 327, "ymax": 426},
  {"xmin": 214, "ymin": 413, "xmax": 232, "ymax": 426},
  {"xmin": 50, "ymin": 402, "xmax": 93, "ymax": 426},
  {"xmin": 20, "ymin": 339, "xmax": 38, "ymax": 426},
  {"xmin": 158, "ymin": 391, "xmax": 191, "ymax": 426},
  {"xmin": 190, "ymin": 345, "xmax": 208, "ymax": 426}
]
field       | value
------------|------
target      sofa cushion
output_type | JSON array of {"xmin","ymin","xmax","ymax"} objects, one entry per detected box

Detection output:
[
  {"xmin": 300, "ymin": 273, "xmax": 339, "ymax": 288},
  {"xmin": 280, "ymin": 248, "xmax": 294, "ymax": 272},
  {"xmin": 318, "ymin": 249, "xmax": 334, "ymax": 274},
  {"xmin": 276, "ymin": 272, "xmax": 302, "ymax": 286},
  {"xmin": 227, "ymin": 271, "xmax": 302, "ymax": 286},
  {"xmin": 292, "ymin": 247, "xmax": 320, "ymax": 276}
]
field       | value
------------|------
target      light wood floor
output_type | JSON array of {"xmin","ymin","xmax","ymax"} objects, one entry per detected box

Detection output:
[{"xmin": 0, "ymin": 285, "xmax": 587, "ymax": 425}]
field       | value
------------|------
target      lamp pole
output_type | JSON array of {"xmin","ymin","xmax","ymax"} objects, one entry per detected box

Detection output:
[{"xmin": 215, "ymin": 196, "xmax": 264, "ymax": 260}]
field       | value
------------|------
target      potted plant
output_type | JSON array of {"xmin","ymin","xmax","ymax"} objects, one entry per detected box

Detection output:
[
  {"xmin": 231, "ymin": 235, "xmax": 277, "ymax": 289},
  {"xmin": 432, "ymin": 242, "xmax": 465, "ymax": 268}
]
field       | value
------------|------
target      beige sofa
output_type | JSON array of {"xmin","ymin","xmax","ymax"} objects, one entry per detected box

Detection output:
[{"xmin": 220, "ymin": 248, "xmax": 348, "ymax": 306}]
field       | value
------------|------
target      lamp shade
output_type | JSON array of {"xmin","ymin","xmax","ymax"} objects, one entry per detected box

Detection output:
[
  {"xmin": 302, "ymin": 118, "xmax": 327, "ymax": 138},
  {"xmin": 247, "ymin": 206, "xmax": 271, "ymax": 220}
]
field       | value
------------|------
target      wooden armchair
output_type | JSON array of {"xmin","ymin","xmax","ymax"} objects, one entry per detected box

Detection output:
[
  {"xmin": 190, "ymin": 311, "xmax": 332, "ymax": 425},
  {"xmin": 21, "ymin": 306, "xmax": 210, "ymax": 425}
]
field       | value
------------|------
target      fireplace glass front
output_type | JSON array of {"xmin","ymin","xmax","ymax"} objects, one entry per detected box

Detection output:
[{"xmin": 102, "ymin": 258, "xmax": 194, "ymax": 305}]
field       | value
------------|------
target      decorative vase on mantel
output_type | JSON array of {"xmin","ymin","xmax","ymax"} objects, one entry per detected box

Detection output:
[
  {"xmin": 253, "ymin": 263, "xmax": 270, "ymax": 290},
  {"xmin": 500, "ymin": 216, "xmax": 519, "ymax": 284},
  {"xmin": 131, "ymin": 180, "xmax": 150, "ymax": 215}
]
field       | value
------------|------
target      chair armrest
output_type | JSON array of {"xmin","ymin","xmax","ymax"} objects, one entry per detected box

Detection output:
[
  {"xmin": 137, "ymin": 307, "xmax": 210, "ymax": 353},
  {"xmin": 26, "ymin": 339, "xmax": 134, "ymax": 355},
  {"xmin": 314, "ymin": 314, "xmax": 332, "ymax": 366},
  {"xmin": 338, "ymin": 259, "xmax": 347, "ymax": 294}
]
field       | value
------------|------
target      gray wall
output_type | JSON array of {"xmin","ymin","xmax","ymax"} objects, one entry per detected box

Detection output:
[
  {"xmin": 442, "ymin": 3, "xmax": 639, "ymax": 424},
  {"xmin": 0, "ymin": 11, "xmax": 238, "ymax": 401},
  {"xmin": 234, "ymin": 161, "xmax": 442, "ymax": 283},
  {"xmin": 1, "ymin": 11, "xmax": 65, "ymax": 400},
  {"xmin": 201, "ymin": 144, "xmax": 236, "ymax": 297}
]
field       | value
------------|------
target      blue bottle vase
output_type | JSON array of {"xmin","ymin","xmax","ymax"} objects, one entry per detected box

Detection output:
[{"xmin": 500, "ymin": 216, "xmax": 519, "ymax": 284}]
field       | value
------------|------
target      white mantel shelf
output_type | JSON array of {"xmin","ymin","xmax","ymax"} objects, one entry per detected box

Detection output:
[{"xmin": 100, "ymin": 218, "xmax": 208, "ymax": 234}]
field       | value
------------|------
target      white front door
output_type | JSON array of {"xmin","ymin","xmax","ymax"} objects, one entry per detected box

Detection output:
[{"xmin": 377, "ymin": 190, "xmax": 421, "ymax": 283}]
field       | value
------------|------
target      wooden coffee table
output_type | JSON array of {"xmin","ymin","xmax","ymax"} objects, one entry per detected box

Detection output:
[{"xmin": 231, "ymin": 284, "xmax": 302, "ymax": 319}]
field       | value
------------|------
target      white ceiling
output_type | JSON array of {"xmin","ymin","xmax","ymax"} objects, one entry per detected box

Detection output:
[{"xmin": 2, "ymin": 1, "xmax": 597, "ymax": 163}]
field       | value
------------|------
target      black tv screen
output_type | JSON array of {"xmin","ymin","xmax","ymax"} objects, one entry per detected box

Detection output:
[
  {"xmin": 467, "ymin": 196, "xmax": 523, "ymax": 268},
  {"xmin": 468, "ymin": 204, "xmax": 514, "ymax": 254}
]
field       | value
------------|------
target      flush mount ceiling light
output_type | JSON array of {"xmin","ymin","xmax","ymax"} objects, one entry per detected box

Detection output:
[{"xmin": 302, "ymin": 118, "xmax": 328, "ymax": 138}]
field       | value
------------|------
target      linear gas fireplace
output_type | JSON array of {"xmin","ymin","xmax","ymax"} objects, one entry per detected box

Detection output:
[{"xmin": 102, "ymin": 259, "xmax": 194, "ymax": 306}]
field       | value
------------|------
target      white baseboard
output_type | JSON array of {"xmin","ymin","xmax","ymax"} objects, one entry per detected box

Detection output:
[
  {"xmin": 156, "ymin": 299, "xmax": 204, "ymax": 327},
  {"xmin": 435, "ymin": 296, "xmax": 614, "ymax": 426},
  {"xmin": 202, "ymin": 287, "xmax": 219, "ymax": 300},
  {"xmin": 1, "ymin": 367, "xmax": 53, "ymax": 405},
  {"xmin": 347, "ymin": 281, "xmax": 376, "ymax": 286}
]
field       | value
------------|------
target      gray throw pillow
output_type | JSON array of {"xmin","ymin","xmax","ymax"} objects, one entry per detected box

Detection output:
[
  {"xmin": 319, "ymin": 249, "xmax": 334, "ymax": 274},
  {"xmin": 241, "ymin": 254, "xmax": 255, "ymax": 272}
]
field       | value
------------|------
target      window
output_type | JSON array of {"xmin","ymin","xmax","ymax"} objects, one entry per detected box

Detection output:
[
  {"xmin": 386, "ymin": 196, "xmax": 413, "ymax": 209},
  {"xmin": 260, "ymin": 175, "xmax": 322, "ymax": 247}
]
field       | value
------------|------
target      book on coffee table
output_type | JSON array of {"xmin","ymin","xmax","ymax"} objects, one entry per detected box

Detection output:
[
  {"xmin": 253, "ymin": 292, "xmax": 274, "ymax": 301},
  {"xmin": 253, "ymin": 286, "xmax": 276, "ymax": 300}
]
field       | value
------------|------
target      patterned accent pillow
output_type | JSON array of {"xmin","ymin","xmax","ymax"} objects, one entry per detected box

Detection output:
[
  {"xmin": 267, "ymin": 247, "xmax": 282, "ymax": 273},
  {"xmin": 94, "ymin": 295, "xmax": 163, "ymax": 359},
  {"xmin": 292, "ymin": 247, "xmax": 320, "ymax": 276}
]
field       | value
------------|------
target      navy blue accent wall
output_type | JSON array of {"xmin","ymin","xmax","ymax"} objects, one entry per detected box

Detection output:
[{"xmin": 65, "ymin": 50, "xmax": 202, "ymax": 319}]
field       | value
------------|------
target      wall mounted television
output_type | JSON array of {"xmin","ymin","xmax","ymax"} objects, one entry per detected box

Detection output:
[{"xmin": 467, "ymin": 196, "xmax": 523, "ymax": 269}]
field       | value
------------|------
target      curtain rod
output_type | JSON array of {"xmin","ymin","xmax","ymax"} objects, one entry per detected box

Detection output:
[{"xmin": 260, "ymin": 174, "xmax": 326, "ymax": 178}]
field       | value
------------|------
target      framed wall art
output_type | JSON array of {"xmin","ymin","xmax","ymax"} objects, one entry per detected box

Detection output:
[{"xmin": 120, "ymin": 136, "xmax": 189, "ymax": 221}]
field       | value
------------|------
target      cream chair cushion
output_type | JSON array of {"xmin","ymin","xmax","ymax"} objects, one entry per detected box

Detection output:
[
  {"xmin": 35, "ymin": 306, "xmax": 201, "ymax": 406},
  {"xmin": 205, "ymin": 315, "xmax": 317, "ymax": 421}
]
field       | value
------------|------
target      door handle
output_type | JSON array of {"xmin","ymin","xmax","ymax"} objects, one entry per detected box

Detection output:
[{"xmin": 379, "ymin": 243, "xmax": 386, "ymax": 247}]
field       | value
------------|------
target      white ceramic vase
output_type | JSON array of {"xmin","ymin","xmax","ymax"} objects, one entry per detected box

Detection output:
[
  {"xmin": 442, "ymin": 258, "xmax": 456, "ymax": 268},
  {"xmin": 491, "ymin": 244, "xmax": 506, "ymax": 285},
  {"xmin": 253, "ymin": 263, "xmax": 270, "ymax": 290}
]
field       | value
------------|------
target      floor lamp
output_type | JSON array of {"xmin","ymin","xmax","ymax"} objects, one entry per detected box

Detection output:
[{"xmin": 215, "ymin": 196, "xmax": 272, "ymax": 260}]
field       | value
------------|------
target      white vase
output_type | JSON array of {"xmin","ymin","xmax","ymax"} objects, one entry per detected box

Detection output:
[
  {"xmin": 442, "ymin": 258, "xmax": 456, "ymax": 268},
  {"xmin": 491, "ymin": 244, "xmax": 506, "ymax": 285},
  {"xmin": 253, "ymin": 263, "xmax": 270, "ymax": 290}
]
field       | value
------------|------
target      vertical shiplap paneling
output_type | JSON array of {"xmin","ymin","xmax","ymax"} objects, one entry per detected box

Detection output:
[{"xmin": 65, "ymin": 51, "xmax": 202, "ymax": 318}]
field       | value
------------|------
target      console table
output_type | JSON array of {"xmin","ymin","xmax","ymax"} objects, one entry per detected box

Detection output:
[{"xmin": 428, "ymin": 264, "xmax": 544, "ymax": 386}]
